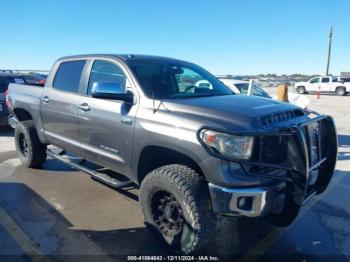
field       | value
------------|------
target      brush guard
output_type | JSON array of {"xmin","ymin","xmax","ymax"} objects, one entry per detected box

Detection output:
[{"xmin": 203, "ymin": 112, "xmax": 337, "ymax": 226}]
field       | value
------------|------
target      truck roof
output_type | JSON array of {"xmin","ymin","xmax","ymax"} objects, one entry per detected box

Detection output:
[{"xmin": 57, "ymin": 54, "xmax": 188, "ymax": 64}]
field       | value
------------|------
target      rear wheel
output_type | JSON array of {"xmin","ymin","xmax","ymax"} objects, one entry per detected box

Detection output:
[
  {"xmin": 336, "ymin": 86, "xmax": 346, "ymax": 96},
  {"xmin": 139, "ymin": 164, "xmax": 216, "ymax": 254},
  {"xmin": 296, "ymin": 86, "xmax": 306, "ymax": 94},
  {"xmin": 15, "ymin": 121, "xmax": 47, "ymax": 168}
]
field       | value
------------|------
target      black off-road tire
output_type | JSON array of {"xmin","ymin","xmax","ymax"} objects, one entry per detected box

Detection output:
[
  {"xmin": 15, "ymin": 120, "xmax": 47, "ymax": 168},
  {"xmin": 139, "ymin": 164, "xmax": 216, "ymax": 254},
  {"xmin": 296, "ymin": 86, "xmax": 306, "ymax": 94},
  {"xmin": 336, "ymin": 86, "xmax": 346, "ymax": 96}
]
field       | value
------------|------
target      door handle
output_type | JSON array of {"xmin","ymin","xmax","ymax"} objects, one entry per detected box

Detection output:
[
  {"xmin": 79, "ymin": 103, "xmax": 91, "ymax": 112},
  {"xmin": 41, "ymin": 96, "xmax": 50, "ymax": 103}
]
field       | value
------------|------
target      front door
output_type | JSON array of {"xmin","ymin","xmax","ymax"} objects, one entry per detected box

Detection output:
[
  {"xmin": 41, "ymin": 60, "xmax": 86, "ymax": 155},
  {"xmin": 77, "ymin": 59, "xmax": 137, "ymax": 177},
  {"xmin": 308, "ymin": 77, "xmax": 320, "ymax": 92}
]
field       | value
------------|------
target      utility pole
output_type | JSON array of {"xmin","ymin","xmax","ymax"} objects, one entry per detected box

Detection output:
[{"xmin": 326, "ymin": 26, "xmax": 333, "ymax": 76}]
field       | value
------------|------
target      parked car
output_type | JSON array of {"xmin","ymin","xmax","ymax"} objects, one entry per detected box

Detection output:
[
  {"xmin": 0, "ymin": 74, "xmax": 26, "ymax": 126},
  {"xmin": 219, "ymin": 79, "xmax": 272, "ymax": 98},
  {"xmin": 7, "ymin": 54, "xmax": 337, "ymax": 253},
  {"xmin": 212, "ymin": 79, "xmax": 310, "ymax": 108},
  {"xmin": 295, "ymin": 76, "xmax": 348, "ymax": 96},
  {"xmin": 20, "ymin": 74, "xmax": 46, "ymax": 86}
]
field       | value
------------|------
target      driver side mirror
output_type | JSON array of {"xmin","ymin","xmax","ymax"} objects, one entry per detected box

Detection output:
[{"xmin": 91, "ymin": 81, "xmax": 134, "ymax": 103}]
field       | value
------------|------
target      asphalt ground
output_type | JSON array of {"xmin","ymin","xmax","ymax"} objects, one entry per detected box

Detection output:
[{"xmin": 0, "ymin": 92, "xmax": 349, "ymax": 261}]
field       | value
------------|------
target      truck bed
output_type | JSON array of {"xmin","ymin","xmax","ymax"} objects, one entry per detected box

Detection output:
[{"xmin": 9, "ymin": 83, "xmax": 43, "ymax": 109}]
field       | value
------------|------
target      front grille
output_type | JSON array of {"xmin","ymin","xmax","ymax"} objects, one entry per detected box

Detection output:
[
  {"xmin": 259, "ymin": 109, "xmax": 304, "ymax": 126},
  {"xmin": 304, "ymin": 120, "xmax": 326, "ymax": 168}
]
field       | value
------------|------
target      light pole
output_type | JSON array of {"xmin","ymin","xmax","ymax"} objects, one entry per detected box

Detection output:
[{"xmin": 326, "ymin": 26, "xmax": 333, "ymax": 76}]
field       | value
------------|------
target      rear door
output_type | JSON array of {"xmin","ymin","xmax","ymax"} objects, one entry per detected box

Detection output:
[
  {"xmin": 77, "ymin": 59, "xmax": 138, "ymax": 176},
  {"xmin": 40, "ymin": 60, "xmax": 86, "ymax": 155},
  {"xmin": 320, "ymin": 77, "xmax": 331, "ymax": 92}
]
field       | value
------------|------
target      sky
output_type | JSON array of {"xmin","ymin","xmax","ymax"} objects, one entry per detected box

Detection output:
[{"xmin": 0, "ymin": 0, "xmax": 349, "ymax": 75}]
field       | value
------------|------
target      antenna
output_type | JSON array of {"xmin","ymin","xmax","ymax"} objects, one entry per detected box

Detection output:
[{"xmin": 326, "ymin": 26, "xmax": 333, "ymax": 76}]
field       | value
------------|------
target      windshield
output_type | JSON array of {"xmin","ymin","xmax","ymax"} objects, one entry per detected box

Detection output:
[{"xmin": 128, "ymin": 60, "xmax": 232, "ymax": 99}]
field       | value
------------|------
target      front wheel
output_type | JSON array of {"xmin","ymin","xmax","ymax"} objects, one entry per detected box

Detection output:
[
  {"xmin": 15, "ymin": 120, "xmax": 47, "ymax": 168},
  {"xmin": 139, "ymin": 164, "xmax": 216, "ymax": 254}
]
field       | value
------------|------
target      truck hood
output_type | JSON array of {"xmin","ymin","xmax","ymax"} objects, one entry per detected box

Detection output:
[{"xmin": 163, "ymin": 95, "xmax": 301, "ymax": 131}]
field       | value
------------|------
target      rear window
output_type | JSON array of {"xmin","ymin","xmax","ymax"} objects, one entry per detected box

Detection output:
[{"xmin": 53, "ymin": 60, "xmax": 86, "ymax": 93}]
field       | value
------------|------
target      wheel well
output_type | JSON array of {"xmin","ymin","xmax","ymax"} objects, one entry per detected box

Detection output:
[
  {"xmin": 335, "ymin": 86, "xmax": 346, "ymax": 90},
  {"xmin": 13, "ymin": 108, "xmax": 33, "ymax": 121},
  {"xmin": 137, "ymin": 146, "xmax": 203, "ymax": 184}
]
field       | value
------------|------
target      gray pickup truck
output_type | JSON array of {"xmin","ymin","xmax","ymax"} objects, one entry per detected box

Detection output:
[{"xmin": 7, "ymin": 54, "xmax": 337, "ymax": 254}]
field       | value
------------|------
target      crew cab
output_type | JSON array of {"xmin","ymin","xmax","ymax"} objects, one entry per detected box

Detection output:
[
  {"xmin": 7, "ymin": 55, "xmax": 337, "ymax": 254},
  {"xmin": 295, "ymin": 76, "xmax": 348, "ymax": 96}
]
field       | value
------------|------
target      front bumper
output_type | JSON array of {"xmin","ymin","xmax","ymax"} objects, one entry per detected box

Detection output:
[
  {"xmin": 209, "ymin": 182, "xmax": 285, "ymax": 217},
  {"xmin": 207, "ymin": 112, "xmax": 337, "ymax": 225}
]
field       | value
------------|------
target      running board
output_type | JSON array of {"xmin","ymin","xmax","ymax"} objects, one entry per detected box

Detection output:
[{"xmin": 47, "ymin": 149, "xmax": 132, "ymax": 188}]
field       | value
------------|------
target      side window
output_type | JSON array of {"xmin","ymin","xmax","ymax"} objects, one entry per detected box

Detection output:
[
  {"xmin": 87, "ymin": 60, "xmax": 126, "ymax": 95},
  {"xmin": 252, "ymin": 84, "xmax": 269, "ymax": 97},
  {"xmin": 309, "ymin": 78, "xmax": 319, "ymax": 84},
  {"xmin": 53, "ymin": 60, "xmax": 86, "ymax": 93},
  {"xmin": 321, "ymin": 77, "xmax": 330, "ymax": 83},
  {"xmin": 234, "ymin": 83, "xmax": 249, "ymax": 95}
]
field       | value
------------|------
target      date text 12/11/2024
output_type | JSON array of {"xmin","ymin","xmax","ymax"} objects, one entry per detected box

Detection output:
[{"xmin": 127, "ymin": 256, "xmax": 220, "ymax": 261}]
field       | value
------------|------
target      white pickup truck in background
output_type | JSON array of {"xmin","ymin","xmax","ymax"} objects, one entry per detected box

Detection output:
[{"xmin": 295, "ymin": 76, "xmax": 348, "ymax": 96}]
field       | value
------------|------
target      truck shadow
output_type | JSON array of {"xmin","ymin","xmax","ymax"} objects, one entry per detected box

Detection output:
[
  {"xmin": 0, "ymin": 182, "xmax": 275, "ymax": 259},
  {"xmin": 0, "ymin": 126, "xmax": 14, "ymax": 137},
  {"xmin": 338, "ymin": 135, "xmax": 350, "ymax": 161},
  {"xmin": 1, "ymin": 169, "xmax": 349, "ymax": 259},
  {"xmin": 338, "ymin": 134, "xmax": 350, "ymax": 147}
]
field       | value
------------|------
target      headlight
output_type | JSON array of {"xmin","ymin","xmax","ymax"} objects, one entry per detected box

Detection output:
[{"xmin": 199, "ymin": 129, "xmax": 254, "ymax": 160}]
